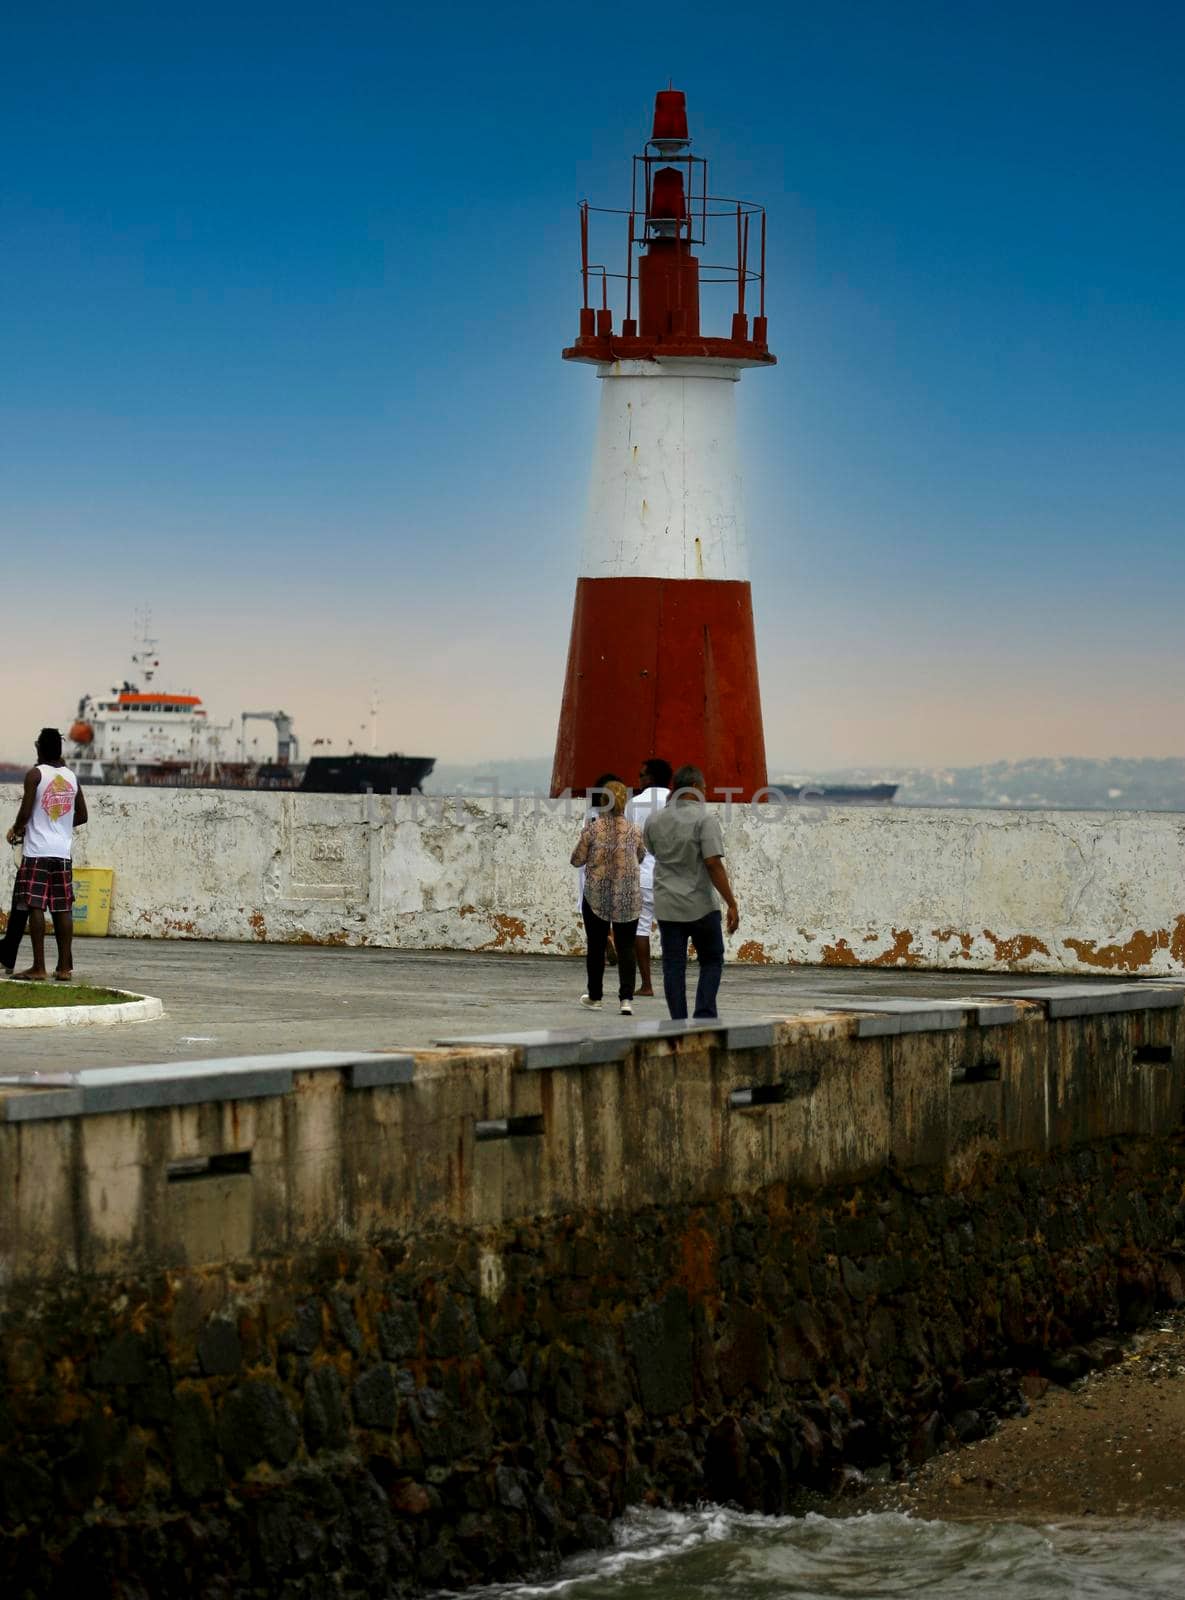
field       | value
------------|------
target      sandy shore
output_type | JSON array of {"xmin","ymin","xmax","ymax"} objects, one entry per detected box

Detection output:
[{"xmin": 856, "ymin": 1309, "xmax": 1185, "ymax": 1521}]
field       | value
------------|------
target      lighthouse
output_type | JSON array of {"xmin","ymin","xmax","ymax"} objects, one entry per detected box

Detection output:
[{"xmin": 551, "ymin": 89, "xmax": 775, "ymax": 801}]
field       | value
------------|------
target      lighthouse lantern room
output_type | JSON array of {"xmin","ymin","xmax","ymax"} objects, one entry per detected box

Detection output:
[{"xmin": 551, "ymin": 89, "xmax": 776, "ymax": 801}]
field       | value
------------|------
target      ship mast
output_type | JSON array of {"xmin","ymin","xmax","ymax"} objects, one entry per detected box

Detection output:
[{"xmin": 130, "ymin": 607, "xmax": 159, "ymax": 688}]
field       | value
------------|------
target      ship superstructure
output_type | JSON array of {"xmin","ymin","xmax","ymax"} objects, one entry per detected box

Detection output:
[{"xmin": 69, "ymin": 628, "xmax": 234, "ymax": 785}]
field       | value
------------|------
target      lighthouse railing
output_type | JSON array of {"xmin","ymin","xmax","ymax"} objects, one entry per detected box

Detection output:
[{"xmin": 576, "ymin": 195, "xmax": 767, "ymax": 336}]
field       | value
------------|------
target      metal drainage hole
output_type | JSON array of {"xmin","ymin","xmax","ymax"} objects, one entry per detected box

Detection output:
[
  {"xmin": 475, "ymin": 1115, "xmax": 545, "ymax": 1143},
  {"xmin": 952, "ymin": 1061, "xmax": 1002, "ymax": 1085},
  {"xmin": 1133, "ymin": 1045, "xmax": 1173, "ymax": 1066},
  {"xmin": 167, "ymin": 1151, "xmax": 252, "ymax": 1183},
  {"xmin": 729, "ymin": 1084, "xmax": 789, "ymax": 1109}
]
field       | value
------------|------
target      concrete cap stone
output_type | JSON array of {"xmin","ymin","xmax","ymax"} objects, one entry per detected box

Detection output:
[
  {"xmin": 432, "ymin": 1017, "xmax": 768, "ymax": 1068},
  {"xmin": 1, "ymin": 1051, "xmax": 407, "ymax": 1120},
  {"xmin": 433, "ymin": 1027, "xmax": 636, "ymax": 1069},
  {"xmin": 851, "ymin": 1013, "xmax": 907, "ymax": 1038},
  {"xmin": 631, "ymin": 1019, "xmax": 778, "ymax": 1050},
  {"xmin": 348, "ymin": 1056, "xmax": 416, "ymax": 1089},
  {"xmin": 933, "ymin": 999, "xmax": 1023, "ymax": 1026},
  {"xmin": 722, "ymin": 1021, "xmax": 779, "ymax": 1049},
  {"xmin": 985, "ymin": 984, "xmax": 1185, "ymax": 1019},
  {"xmin": 814, "ymin": 998, "xmax": 971, "ymax": 1034},
  {"xmin": 1, "ymin": 1087, "xmax": 86, "ymax": 1122}
]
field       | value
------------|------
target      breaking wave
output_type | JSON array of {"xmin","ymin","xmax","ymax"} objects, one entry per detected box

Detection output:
[{"xmin": 445, "ymin": 1504, "xmax": 1185, "ymax": 1600}]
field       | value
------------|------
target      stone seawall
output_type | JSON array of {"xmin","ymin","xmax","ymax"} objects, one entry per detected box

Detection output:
[
  {"xmin": 1, "ymin": 989, "xmax": 1183, "ymax": 1593},
  {"xmin": 4, "ymin": 1143, "xmax": 1184, "ymax": 1596},
  {"xmin": 2, "ymin": 784, "xmax": 1182, "ymax": 975}
]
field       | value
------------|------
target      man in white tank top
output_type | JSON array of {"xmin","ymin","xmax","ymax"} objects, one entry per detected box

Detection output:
[{"xmin": 5, "ymin": 727, "xmax": 88, "ymax": 980}]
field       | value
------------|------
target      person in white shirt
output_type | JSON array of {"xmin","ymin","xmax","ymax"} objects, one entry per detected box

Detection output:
[
  {"xmin": 624, "ymin": 757, "xmax": 672, "ymax": 997},
  {"xmin": 5, "ymin": 727, "xmax": 88, "ymax": 981}
]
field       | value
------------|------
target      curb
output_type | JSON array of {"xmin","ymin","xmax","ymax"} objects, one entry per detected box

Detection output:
[{"xmin": 0, "ymin": 987, "xmax": 164, "ymax": 1030}]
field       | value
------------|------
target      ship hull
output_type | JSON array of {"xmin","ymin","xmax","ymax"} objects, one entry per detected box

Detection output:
[
  {"xmin": 299, "ymin": 755, "xmax": 435, "ymax": 795},
  {"xmin": 75, "ymin": 756, "xmax": 436, "ymax": 795}
]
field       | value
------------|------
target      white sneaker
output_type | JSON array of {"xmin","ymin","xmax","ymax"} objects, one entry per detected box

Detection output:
[
  {"xmin": 619, "ymin": 1000, "xmax": 633, "ymax": 1015},
  {"xmin": 579, "ymin": 994, "xmax": 602, "ymax": 1010}
]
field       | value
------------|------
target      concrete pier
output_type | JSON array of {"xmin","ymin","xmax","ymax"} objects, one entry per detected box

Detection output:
[
  {"xmin": 0, "ymin": 972, "xmax": 1182, "ymax": 1592},
  {"xmin": 0, "ymin": 905, "xmax": 1182, "ymax": 1592}
]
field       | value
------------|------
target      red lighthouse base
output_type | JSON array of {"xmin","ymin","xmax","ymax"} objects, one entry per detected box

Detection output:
[{"xmin": 550, "ymin": 577, "xmax": 768, "ymax": 799}]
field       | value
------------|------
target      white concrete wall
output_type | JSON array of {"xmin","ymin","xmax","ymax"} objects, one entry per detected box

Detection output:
[{"xmin": 2, "ymin": 784, "xmax": 1182, "ymax": 975}]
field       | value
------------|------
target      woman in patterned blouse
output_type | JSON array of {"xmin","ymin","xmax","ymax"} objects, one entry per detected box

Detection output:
[{"xmin": 570, "ymin": 779, "xmax": 646, "ymax": 1014}]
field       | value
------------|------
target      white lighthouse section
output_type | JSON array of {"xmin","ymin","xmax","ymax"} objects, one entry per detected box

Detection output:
[{"xmin": 581, "ymin": 358, "xmax": 748, "ymax": 582}]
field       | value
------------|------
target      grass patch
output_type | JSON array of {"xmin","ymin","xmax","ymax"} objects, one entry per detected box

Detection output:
[{"xmin": 0, "ymin": 983, "xmax": 128, "ymax": 1009}]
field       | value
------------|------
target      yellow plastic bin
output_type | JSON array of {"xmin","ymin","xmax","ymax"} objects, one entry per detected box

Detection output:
[{"xmin": 72, "ymin": 868, "xmax": 114, "ymax": 937}]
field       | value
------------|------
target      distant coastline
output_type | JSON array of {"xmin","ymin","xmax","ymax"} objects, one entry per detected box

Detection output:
[{"xmin": 420, "ymin": 756, "xmax": 1185, "ymax": 812}]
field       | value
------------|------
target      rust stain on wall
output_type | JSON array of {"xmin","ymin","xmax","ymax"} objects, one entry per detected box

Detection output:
[
  {"xmin": 982, "ymin": 930, "xmax": 1051, "ymax": 964},
  {"xmin": 822, "ymin": 932, "xmax": 921, "ymax": 968},
  {"xmin": 933, "ymin": 928, "xmax": 975, "ymax": 959},
  {"xmin": 868, "ymin": 929, "xmax": 922, "ymax": 968},
  {"xmin": 736, "ymin": 940, "xmax": 772, "ymax": 964},
  {"xmin": 480, "ymin": 914, "xmax": 527, "ymax": 950},
  {"xmin": 1063, "ymin": 916, "xmax": 1185, "ymax": 973},
  {"xmin": 821, "ymin": 938, "xmax": 860, "ymax": 967},
  {"xmin": 248, "ymin": 911, "xmax": 267, "ymax": 941}
]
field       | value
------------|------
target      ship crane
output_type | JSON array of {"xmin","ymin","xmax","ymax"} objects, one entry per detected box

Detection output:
[{"xmin": 240, "ymin": 711, "xmax": 299, "ymax": 766}]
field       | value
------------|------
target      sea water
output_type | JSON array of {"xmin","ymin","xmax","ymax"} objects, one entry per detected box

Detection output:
[{"xmin": 449, "ymin": 1505, "xmax": 1185, "ymax": 1600}]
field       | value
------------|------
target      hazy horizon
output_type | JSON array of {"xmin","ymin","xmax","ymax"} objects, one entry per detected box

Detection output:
[
  {"xmin": 418, "ymin": 755, "xmax": 1185, "ymax": 813},
  {"xmin": 4, "ymin": 746, "xmax": 1181, "ymax": 813},
  {"xmin": 1, "ymin": 733, "xmax": 1180, "ymax": 775}
]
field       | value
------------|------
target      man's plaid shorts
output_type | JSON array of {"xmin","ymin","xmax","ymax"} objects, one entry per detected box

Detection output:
[{"xmin": 14, "ymin": 856, "xmax": 74, "ymax": 913}]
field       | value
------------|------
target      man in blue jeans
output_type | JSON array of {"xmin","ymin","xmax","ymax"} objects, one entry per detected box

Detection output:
[{"xmin": 643, "ymin": 765, "xmax": 740, "ymax": 1020}]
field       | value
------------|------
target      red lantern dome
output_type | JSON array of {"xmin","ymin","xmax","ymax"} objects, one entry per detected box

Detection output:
[
  {"xmin": 648, "ymin": 166, "xmax": 686, "ymax": 221},
  {"xmin": 651, "ymin": 89, "xmax": 689, "ymax": 147}
]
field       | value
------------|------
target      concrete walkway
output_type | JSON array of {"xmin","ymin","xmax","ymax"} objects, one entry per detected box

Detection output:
[{"xmin": 0, "ymin": 939, "xmax": 1168, "ymax": 1075}]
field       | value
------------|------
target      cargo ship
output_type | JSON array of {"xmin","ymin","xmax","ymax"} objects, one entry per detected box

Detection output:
[{"xmin": 61, "ymin": 630, "xmax": 434, "ymax": 795}]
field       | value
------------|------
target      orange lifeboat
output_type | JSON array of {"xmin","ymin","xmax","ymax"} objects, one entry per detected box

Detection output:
[{"xmin": 69, "ymin": 720, "xmax": 94, "ymax": 745}]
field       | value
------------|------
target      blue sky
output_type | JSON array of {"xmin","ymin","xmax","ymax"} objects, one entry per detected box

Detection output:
[{"xmin": 2, "ymin": 1, "xmax": 1182, "ymax": 770}]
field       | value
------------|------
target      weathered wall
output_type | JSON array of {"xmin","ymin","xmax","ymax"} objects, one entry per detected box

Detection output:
[
  {"xmin": 2, "ymin": 783, "xmax": 1183, "ymax": 974},
  {"xmin": 1, "ymin": 1000, "xmax": 1183, "ymax": 1594},
  {"xmin": 3, "ymin": 1001, "xmax": 1183, "ymax": 1285}
]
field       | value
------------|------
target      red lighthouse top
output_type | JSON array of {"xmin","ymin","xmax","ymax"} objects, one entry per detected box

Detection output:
[{"xmin": 564, "ymin": 90, "xmax": 775, "ymax": 367}]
